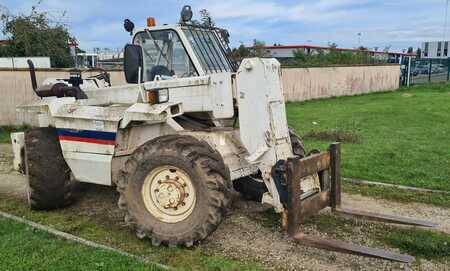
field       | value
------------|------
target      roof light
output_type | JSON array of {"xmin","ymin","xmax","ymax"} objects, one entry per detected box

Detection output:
[{"xmin": 147, "ymin": 17, "xmax": 156, "ymax": 27}]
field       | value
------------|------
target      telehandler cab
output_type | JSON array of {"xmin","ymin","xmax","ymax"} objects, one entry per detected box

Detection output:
[{"xmin": 11, "ymin": 5, "xmax": 436, "ymax": 263}]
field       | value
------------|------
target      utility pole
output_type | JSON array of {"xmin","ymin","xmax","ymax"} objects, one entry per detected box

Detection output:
[{"xmin": 444, "ymin": 0, "xmax": 449, "ymax": 41}]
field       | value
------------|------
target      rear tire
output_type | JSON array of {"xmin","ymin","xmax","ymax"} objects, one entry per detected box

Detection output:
[
  {"xmin": 24, "ymin": 127, "xmax": 74, "ymax": 210},
  {"xmin": 117, "ymin": 135, "xmax": 232, "ymax": 247},
  {"xmin": 289, "ymin": 128, "xmax": 306, "ymax": 158}
]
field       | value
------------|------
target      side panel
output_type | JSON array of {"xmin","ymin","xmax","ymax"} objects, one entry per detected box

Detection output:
[
  {"xmin": 57, "ymin": 129, "xmax": 117, "ymax": 155},
  {"xmin": 143, "ymin": 73, "xmax": 234, "ymax": 119},
  {"xmin": 64, "ymin": 151, "xmax": 112, "ymax": 186},
  {"xmin": 236, "ymin": 58, "xmax": 293, "ymax": 162},
  {"xmin": 236, "ymin": 58, "xmax": 294, "ymax": 211},
  {"xmin": 49, "ymin": 103, "xmax": 126, "ymax": 186}
]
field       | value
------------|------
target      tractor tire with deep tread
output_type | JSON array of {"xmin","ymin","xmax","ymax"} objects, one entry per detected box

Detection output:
[
  {"xmin": 289, "ymin": 128, "xmax": 306, "ymax": 158},
  {"xmin": 24, "ymin": 127, "xmax": 74, "ymax": 210},
  {"xmin": 116, "ymin": 135, "xmax": 232, "ymax": 247}
]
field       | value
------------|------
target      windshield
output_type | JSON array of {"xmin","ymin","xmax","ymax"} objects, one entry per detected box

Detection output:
[
  {"xmin": 134, "ymin": 30, "xmax": 197, "ymax": 81},
  {"xmin": 182, "ymin": 27, "xmax": 235, "ymax": 73}
]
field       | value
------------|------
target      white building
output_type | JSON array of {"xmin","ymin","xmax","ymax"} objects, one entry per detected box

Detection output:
[{"xmin": 421, "ymin": 41, "xmax": 450, "ymax": 59}]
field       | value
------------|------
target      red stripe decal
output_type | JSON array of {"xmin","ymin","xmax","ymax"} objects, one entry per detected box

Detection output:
[{"xmin": 58, "ymin": 136, "xmax": 116, "ymax": 145}]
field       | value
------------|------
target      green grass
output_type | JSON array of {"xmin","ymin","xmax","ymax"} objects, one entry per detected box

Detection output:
[
  {"xmin": 287, "ymin": 83, "xmax": 450, "ymax": 192},
  {"xmin": 0, "ymin": 125, "xmax": 29, "ymax": 144},
  {"xmin": 384, "ymin": 228, "xmax": 450, "ymax": 260},
  {"xmin": 308, "ymin": 214, "xmax": 450, "ymax": 261},
  {"xmin": 0, "ymin": 196, "xmax": 261, "ymax": 271},
  {"xmin": 344, "ymin": 183, "xmax": 450, "ymax": 208},
  {"xmin": 0, "ymin": 217, "xmax": 163, "ymax": 271}
]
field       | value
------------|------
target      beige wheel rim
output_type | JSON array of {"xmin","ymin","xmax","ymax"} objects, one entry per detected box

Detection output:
[{"xmin": 142, "ymin": 165, "xmax": 196, "ymax": 223}]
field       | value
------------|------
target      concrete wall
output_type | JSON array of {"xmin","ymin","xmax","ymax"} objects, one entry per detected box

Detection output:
[
  {"xmin": 0, "ymin": 57, "xmax": 51, "ymax": 68},
  {"xmin": 0, "ymin": 69, "xmax": 125, "ymax": 126},
  {"xmin": 282, "ymin": 65, "xmax": 400, "ymax": 102},
  {"xmin": 0, "ymin": 64, "xmax": 400, "ymax": 125}
]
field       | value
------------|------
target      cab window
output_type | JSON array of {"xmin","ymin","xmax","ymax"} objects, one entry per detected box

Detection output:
[{"xmin": 134, "ymin": 30, "xmax": 197, "ymax": 81}]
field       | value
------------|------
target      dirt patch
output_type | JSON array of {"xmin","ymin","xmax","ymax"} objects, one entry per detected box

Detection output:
[
  {"xmin": 0, "ymin": 145, "xmax": 25, "ymax": 198},
  {"xmin": 402, "ymin": 93, "xmax": 414, "ymax": 98},
  {"xmin": 305, "ymin": 129, "xmax": 361, "ymax": 143},
  {"xmin": 0, "ymin": 144, "xmax": 13, "ymax": 174},
  {"xmin": 0, "ymin": 144, "xmax": 448, "ymax": 271}
]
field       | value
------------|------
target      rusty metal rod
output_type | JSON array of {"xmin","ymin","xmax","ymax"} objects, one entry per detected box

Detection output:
[
  {"xmin": 334, "ymin": 207, "xmax": 438, "ymax": 228},
  {"xmin": 330, "ymin": 143, "xmax": 341, "ymax": 209},
  {"xmin": 293, "ymin": 233, "xmax": 415, "ymax": 263}
]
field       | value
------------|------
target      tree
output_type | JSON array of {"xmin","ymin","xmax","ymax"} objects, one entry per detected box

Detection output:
[
  {"xmin": 199, "ymin": 9, "xmax": 215, "ymax": 27},
  {"xmin": 231, "ymin": 43, "xmax": 250, "ymax": 61},
  {"xmin": 407, "ymin": 47, "xmax": 414, "ymax": 54},
  {"xmin": 0, "ymin": 4, "xmax": 74, "ymax": 67},
  {"xmin": 250, "ymin": 39, "xmax": 270, "ymax": 57},
  {"xmin": 328, "ymin": 42, "xmax": 338, "ymax": 49}
]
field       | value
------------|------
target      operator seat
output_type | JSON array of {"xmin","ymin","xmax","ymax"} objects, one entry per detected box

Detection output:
[{"xmin": 148, "ymin": 65, "xmax": 174, "ymax": 81}]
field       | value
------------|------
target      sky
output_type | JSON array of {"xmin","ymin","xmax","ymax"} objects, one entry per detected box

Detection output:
[{"xmin": 1, "ymin": 0, "xmax": 449, "ymax": 53}]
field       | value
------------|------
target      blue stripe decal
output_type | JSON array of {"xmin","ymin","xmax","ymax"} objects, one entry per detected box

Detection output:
[{"xmin": 56, "ymin": 129, "xmax": 117, "ymax": 141}]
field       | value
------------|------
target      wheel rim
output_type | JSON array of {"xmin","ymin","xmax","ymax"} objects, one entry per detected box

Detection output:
[{"xmin": 142, "ymin": 165, "xmax": 196, "ymax": 223}]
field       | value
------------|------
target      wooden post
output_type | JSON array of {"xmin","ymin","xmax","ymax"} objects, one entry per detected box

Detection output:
[{"xmin": 330, "ymin": 143, "xmax": 341, "ymax": 210}]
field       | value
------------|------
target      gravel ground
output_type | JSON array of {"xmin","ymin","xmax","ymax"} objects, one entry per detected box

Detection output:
[{"xmin": 0, "ymin": 143, "xmax": 448, "ymax": 271}]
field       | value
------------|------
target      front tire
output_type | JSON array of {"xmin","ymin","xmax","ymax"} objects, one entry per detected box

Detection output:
[
  {"xmin": 117, "ymin": 135, "xmax": 231, "ymax": 247},
  {"xmin": 24, "ymin": 127, "xmax": 74, "ymax": 210},
  {"xmin": 289, "ymin": 128, "xmax": 306, "ymax": 158}
]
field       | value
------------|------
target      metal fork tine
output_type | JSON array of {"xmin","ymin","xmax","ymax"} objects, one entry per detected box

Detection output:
[
  {"xmin": 293, "ymin": 233, "xmax": 415, "ymax": 263},
  {"xmin": 334, "ymin": 207, "xmax": 438, "ymax": 228}
]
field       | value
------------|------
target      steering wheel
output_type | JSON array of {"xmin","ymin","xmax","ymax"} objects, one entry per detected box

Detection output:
[
  {"xmin": 148, "ymin": 65, "xmax": 174, "ymax": 81},
  {"xmin": 180, "ymin": 71, "xmax": 197, "ymax": 78},
  {"xmin": 86, "ymin": 68, "xmax": 112, "ymax": 87}
]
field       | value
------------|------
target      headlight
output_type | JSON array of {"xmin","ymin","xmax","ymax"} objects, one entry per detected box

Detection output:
[
  {"xmin": 157, "ymin": 88, "xmax": 169, "ymax": 103},
  {"xmin": 147, "ymin": 88, "xmax": 169, "ymax": 104}
]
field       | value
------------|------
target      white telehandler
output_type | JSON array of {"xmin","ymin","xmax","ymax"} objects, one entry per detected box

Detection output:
[{"xmin": 10, "ymin": 6, "xmax": 435, "ymax": 262}]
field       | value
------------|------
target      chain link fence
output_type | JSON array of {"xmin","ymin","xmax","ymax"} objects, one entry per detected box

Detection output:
[{"xmin": 405, "ymin": 58, "xmax": 450, "ymax": 85}]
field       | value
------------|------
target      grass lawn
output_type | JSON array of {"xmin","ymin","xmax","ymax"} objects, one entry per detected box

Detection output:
[
  {"xmin": 0, "ymin": 125, "xmax": 29, "ymax": 144},
  {"xmin": 287, "ymin": 83, "xmax": 450, "ymax": 192},
  {"xmin": 0, "ymin": 196, "xmax": 261, "ymax": 271},
  {"xmin": 0, "ymin": 217, "xmax": 162, "ymax": 271},
  {"xmin": 309, "ymin": 214, "xmax": 450, "ymax": 261}
]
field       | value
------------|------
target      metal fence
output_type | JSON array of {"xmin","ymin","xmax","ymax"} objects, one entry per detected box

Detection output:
[{"xmin": 403, "ymin": 58, "xmax": 450, "ymax": 85}]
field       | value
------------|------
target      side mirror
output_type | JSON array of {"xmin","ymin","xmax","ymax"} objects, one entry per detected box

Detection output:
[
  {"xmin": 124, "ymin": 44, "xmax": 143, "ymax": 84},
  {"xmin": 124, "ymin": 19, "xmax": 135, "ymax": 35}
]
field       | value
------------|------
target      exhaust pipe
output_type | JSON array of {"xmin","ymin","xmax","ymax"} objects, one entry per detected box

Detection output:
[{"xmin": 27, "ymin": 60, "xmax": 38, "ymax": 94}]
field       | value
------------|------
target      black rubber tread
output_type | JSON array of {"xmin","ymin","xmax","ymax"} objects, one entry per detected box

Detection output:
[
  {"xmin": 233, "ymin": 176, "xmax": 267, "ymax": 202},
  {"xmin": 289, "ymin": 128, "xmax": 306, "ymax": 158},
  {"xmin": 117, "ymin": 135, "xmax": 232, "ymax": 247},
  {"xmin": 24, "ymin": 127, "xmax": 74, "ymax": 210}
]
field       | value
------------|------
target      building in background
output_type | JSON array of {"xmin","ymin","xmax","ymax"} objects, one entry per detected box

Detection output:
[
  {"xmin": 421, "ymin": 41, "xmax": 449, "ymax": 59},
  {"xmin": 261, "ymin": 44, "xmax": 414, "ymax": 63},
  {"xmin": 76, "ymin": 49, "xmax": 124, "ymax": 70}
]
